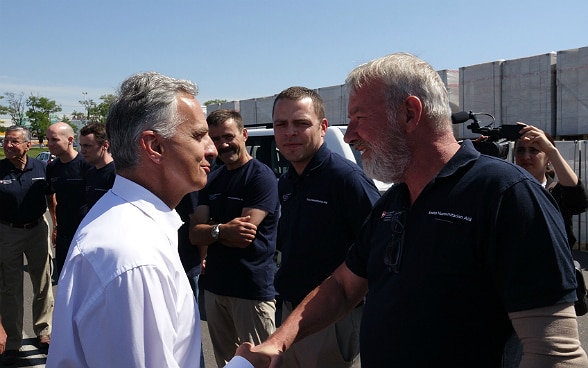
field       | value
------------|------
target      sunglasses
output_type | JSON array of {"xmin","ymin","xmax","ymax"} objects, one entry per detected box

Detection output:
[{"xmin": 383, "ymin": 210, "xmax": 407, "ymax": 273}]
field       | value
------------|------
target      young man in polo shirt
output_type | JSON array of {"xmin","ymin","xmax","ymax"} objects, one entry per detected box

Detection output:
[{"xmin": 271, "ymin": 87, "xmax": 380, "ymax": 368}]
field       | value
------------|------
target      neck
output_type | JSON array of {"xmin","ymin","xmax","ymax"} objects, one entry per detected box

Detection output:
[
  {"xmin": 403, "ymin": 133, "xmax": 460, "ymax": 204},
  {"xmin": 8, "ymin": 155, "xmax": 27, "ymax": 170},
  {"xmin": 58, "ymin": 149, "xmax": 78, "ymax": 163},
  {"xmin": 226, "ymin": 153, "xmax": 252, "ymax": 171},
  {"xmin": 95, "ymin": 156, "xmax": 114, "ymax": 170}
]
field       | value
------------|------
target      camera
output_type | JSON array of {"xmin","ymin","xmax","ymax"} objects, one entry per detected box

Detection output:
[{"xmin": 452, "ymin": 111, "xmax": 522, "ymax": 159}]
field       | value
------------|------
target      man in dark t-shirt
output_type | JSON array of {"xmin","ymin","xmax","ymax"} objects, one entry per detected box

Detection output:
[
  {"xmin": 191, "ymin": 109, "xmax": 278, "ymax": 367},
  {"xmin": 46, "ymin": 122, "xmax": 91, "ymax": 282},
  {"xmin": 79, "ymin": 123, "xmax": 115, "ymax": 209}
]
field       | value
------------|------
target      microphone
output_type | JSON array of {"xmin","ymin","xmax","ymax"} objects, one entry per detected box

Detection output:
[{"xmin": 451, "ymin": 111, "xmax": 475, "ymax": 124}]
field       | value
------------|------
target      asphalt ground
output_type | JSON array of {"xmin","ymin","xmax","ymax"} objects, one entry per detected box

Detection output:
[{"xmin": 10, "ymin": 249, "xmax": 588, "ymax": 367}]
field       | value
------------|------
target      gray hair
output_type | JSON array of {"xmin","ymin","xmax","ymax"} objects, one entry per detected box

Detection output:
[
  {"xmin": 345, "ymin": 52, "xmax": 452, "ymax": 132},
  {"xmin": 6, "ymin": 125, "xmax": 32, "ymax": 142},
  {"xmin": 106, "ymin": 71, "xmax": 198, "ymax": 170}
]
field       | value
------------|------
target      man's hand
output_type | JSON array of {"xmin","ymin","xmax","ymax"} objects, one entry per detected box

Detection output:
[
  {"xmin": 0, "ymin": 320, "xmax": 7, "ymax": 354},
  {"xmin": 219, "ymin": 216, "xmax": 257, "ymax": 248},
  {"xmin": 234, "ymin": 342, "xmax": 280, "ymax": 368},
  {"xmin": 52, "ymin": 227, "xmax": 57, "ymax": 247}
]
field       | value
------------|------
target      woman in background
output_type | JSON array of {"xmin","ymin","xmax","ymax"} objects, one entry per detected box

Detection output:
[{"xmin": 514, "ymin": 124, "xmax": 588, "ymax": 249}]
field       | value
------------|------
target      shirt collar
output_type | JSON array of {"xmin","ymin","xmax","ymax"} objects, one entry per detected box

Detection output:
[
  {"xmin": 111, "ymin": 175, "xmax": 183, "ymax": 234},
  {"xmin": 286, "ymin": 143, "xmax": 330, "ymax": 180},
  {"xmin": 436, "ymin": 140, "xmax": 480, "ymax": 179}
]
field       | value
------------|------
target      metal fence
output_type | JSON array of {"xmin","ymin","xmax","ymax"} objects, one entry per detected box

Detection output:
[{"xmin": 556, "ymin": 141, "xmax": 588, "ymax": 249}]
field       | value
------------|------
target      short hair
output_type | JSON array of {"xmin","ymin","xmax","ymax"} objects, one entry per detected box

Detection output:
[
  {"xmin": 345, "ymin": 53, "xmax": 451, "ymax": 131},
  {"xmin": 272, "ymin": 86, "xmax": 325, "ymax": 121},
  {"xmin": 106, "ymin": 71, "xmax": 198, "ymax": 171},
  {"xmin": 6, "ymin": 125, "xmax": 31, "ymax": 142},
  {"xmin": 207, "ymin": 109, "xmax": 244, "ymax": 130},
  {"xmin": 80, "ymin": 122, "xmax": 108, "ymax": 146}
]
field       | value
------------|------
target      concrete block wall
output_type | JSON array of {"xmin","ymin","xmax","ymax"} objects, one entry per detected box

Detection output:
[
  {"xmin": 501, "ymin": 52, "xmax": 556, "ymax": 134},
  {"xmin": 557, "ymin": 47, "xmax": 588, "ymax": 136},
  {"xmin": 458, "ymin": 60, "xmax": 503, "ymax": 139}
]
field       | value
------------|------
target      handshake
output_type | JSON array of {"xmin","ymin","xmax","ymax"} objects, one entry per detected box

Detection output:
[{"xmin": 228, "ymin": 341, "xmax": 281, "ymax": 368}]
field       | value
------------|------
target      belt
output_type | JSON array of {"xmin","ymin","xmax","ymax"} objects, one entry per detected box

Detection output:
[{"xmin": 0, "ymin": 218, "xmax": 42, "ymax": 229}]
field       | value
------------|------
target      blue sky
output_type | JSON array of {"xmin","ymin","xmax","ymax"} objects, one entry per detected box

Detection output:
[{"xmin": 1, "ymin": 0, "xmax": 587, "ymax": 118}]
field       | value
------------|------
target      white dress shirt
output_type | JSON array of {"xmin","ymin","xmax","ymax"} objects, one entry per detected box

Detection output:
[{"xmin": 47, "ymin": 175, "xmax": 202, "ymax": 368}]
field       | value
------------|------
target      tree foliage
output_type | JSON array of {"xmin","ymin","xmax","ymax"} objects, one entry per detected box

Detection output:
[
  {"xmin": 204, "ymin": 99, "xmax": 228, "ymax": 106},
  {"xmin": 26, "ymin": 95, "xmax": 62, "ymax": 141},
  {"xmin": 77, "ymin": 93, "xmax": 115, "ymax": 123},
  {"xmin": 1, "ymin": 92, "xmax": 27, "ymax": 125}
]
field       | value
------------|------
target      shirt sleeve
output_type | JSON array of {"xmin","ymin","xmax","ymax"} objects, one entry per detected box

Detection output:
[
  {"xmin": 550, "ymin": 180, "xmax": 588, "ymax": 215},
  {"xmin": 492, "ymin": 180, "xmax": 578, "ymax": 312}
]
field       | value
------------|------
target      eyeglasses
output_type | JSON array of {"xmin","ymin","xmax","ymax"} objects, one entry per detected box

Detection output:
[
  {"xmin": 383, "ymin": 210, "xmax": 406, "ymax": 273},
  {"xmin": 4, "ymin": 140, "xmax": 28, "ymax": 147}
]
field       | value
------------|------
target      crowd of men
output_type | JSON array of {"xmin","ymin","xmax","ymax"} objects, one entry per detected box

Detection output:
[{"xmin": 1, "ymin": 52, "xmax": 588, "ymax": 368}]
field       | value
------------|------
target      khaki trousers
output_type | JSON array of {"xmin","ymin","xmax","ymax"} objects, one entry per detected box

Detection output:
[
  {"xmin": 0, "ymin": 218, "xmax": 54, "ymax": 350},
  {"xmin": 204, "ymin": 290, "xmax": 276, "ymax": 367},
  {"xmin": 280, "ymin": 300, "xmax": 362, "ymax": 368}
]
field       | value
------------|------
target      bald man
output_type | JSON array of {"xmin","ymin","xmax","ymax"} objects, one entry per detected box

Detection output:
[{"xmin": 45, "ymin": 122, "xmax": 92, "ymax": 283}]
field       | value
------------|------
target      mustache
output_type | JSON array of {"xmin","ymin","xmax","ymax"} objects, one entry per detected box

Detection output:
[{"xmin": 219, "ymin": 147, "xmax": 236, "ymax": 155}]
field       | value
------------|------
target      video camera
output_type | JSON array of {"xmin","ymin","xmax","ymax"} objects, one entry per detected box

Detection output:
[{"xmin": 452, "ymin": 111, "xmax": 522, "ymax": 159}]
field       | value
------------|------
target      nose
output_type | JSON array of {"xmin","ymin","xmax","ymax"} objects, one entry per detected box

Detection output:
[
  {"xmin": 205, "ymin": 136, "xmax": 218, "ymax": 158},
  {"xmin": 344, "ymin": 121, "xmax": 358, "ymax": 144}
]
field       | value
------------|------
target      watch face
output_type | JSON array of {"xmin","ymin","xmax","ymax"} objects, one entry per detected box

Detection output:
[{"xmin": 211, "ymin": 225, "xmax": 219, "ymax": 239}]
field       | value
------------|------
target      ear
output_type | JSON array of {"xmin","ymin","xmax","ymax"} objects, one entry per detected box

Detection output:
[
  {"xmin": 242, "ymin": 127, "xmax": 248, "ymax": 141},
  {"xmin": 320, "ymin": 118, "xmax": 329, "ymax": 137},
  {"xmin": 404, "ymin": 96, "xmax": 423, "ymax": 133},
  {"xmin": 140, "ymin": 131, "xmax": 164, "ymax": 164}
]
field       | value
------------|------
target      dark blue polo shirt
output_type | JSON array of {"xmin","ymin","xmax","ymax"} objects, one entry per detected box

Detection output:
[
  {"xmin": 0, "ymin": 156, "xmax": 48, "ymax": 224},
  {"xmin": 346, "ymin": 140, "xmax": 577, "ymax": 367},
  {"xmin": 84, "ymin": 161, "xmax": 116, "ymax": 209},
  {"xmin": 274, "ymin": 143, "xmax": 381, "ymax": 305},
  {"xmin": 46, "ymin": 154, "xmax": 92, "ymax": 234},
  {"xmin": 199, "ymin": 158, "xmax": 279, "ymax": 301}
]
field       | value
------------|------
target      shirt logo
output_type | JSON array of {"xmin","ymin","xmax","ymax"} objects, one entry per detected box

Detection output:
[
  {"xmin": 428, "ymin": 210, "xmax": 472, "ymax": 222},
  {"xmin": 306, "ymin": 197, "xmax": 328, "ymax": 205}
]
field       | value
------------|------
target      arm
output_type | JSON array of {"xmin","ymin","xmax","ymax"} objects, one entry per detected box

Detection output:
[
  {"xmin": 510, "ymin": 303, "xmax": 588, "ymax": 367},
  {"xmin": 250, "ymin": 263, "xmax": 368, "ymax": 366},
  {"xmin": 0, "ymin": 315, "xmax": 6, "ymax": 354},
  {"xmin": 46, "ymin": 194, "xmax": 57, "ymax": 245},
  {"xmin": 189, "ymin": 205, "xmax": 258, "ymax": 249},
  {"xmin": 518, "ymin": 124, "xmax": 578, "ymax": 186}
]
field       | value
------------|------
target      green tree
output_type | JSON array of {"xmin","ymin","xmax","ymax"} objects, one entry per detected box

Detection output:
[
  {"xmin": 204, "ymin": 99, "xmax": 227, "ymax": 106},
  {"xmin": 1, "ymin": 92, "xmax": 27, "ymax": 125},
  {"xmin": 0, "ymin": 96, "xmax": 8, "ymax": 116},
  {"xmin": 26, "ymin": 95, "xmax": 62, "ymax": 143},
  {"xmin": 60, "ymin": 114, "xmax": 71, "ymax": 124},
  {"xmin": 92, "ymin": 94, "xmax": 115, "ymax": 123},
  {"xmin": 78, "ymin": 93, "xmax": 115, "ymax": 124}
]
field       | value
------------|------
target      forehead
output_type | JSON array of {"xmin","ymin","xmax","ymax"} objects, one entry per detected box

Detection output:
[
  {"xmin": 176, "ymin": 94, "xmax": 206, "ymax": 128},
  {"xmin": 348, "ymin": 81, "xmax": 386, "ymax": 111},
  {"xmin": 274, "ymin": 97, "xmax": 317, "ymax": 119},
  {"xmin": 46, "ymin": 128, "xmax": 64, "ymax": 137},
  {"xmin": 5, "ymin": 130, "xmax": 25, "ymax": 139},
  {"xmin": 79, "ymin": 134, "xmax": 97, "ymax": 143},
  {"xmin": 210, "ymin": 118, "xmax": 240, "ymax": 133},
  {"xmin": 515, "ymin": 139, "xmax": 535, "ymax": 148}
]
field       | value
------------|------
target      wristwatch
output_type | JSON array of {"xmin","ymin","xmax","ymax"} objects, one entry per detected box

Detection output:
[{"xmin": 211, "ymin": 224, "xmax": 220, "ymax": 240}]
